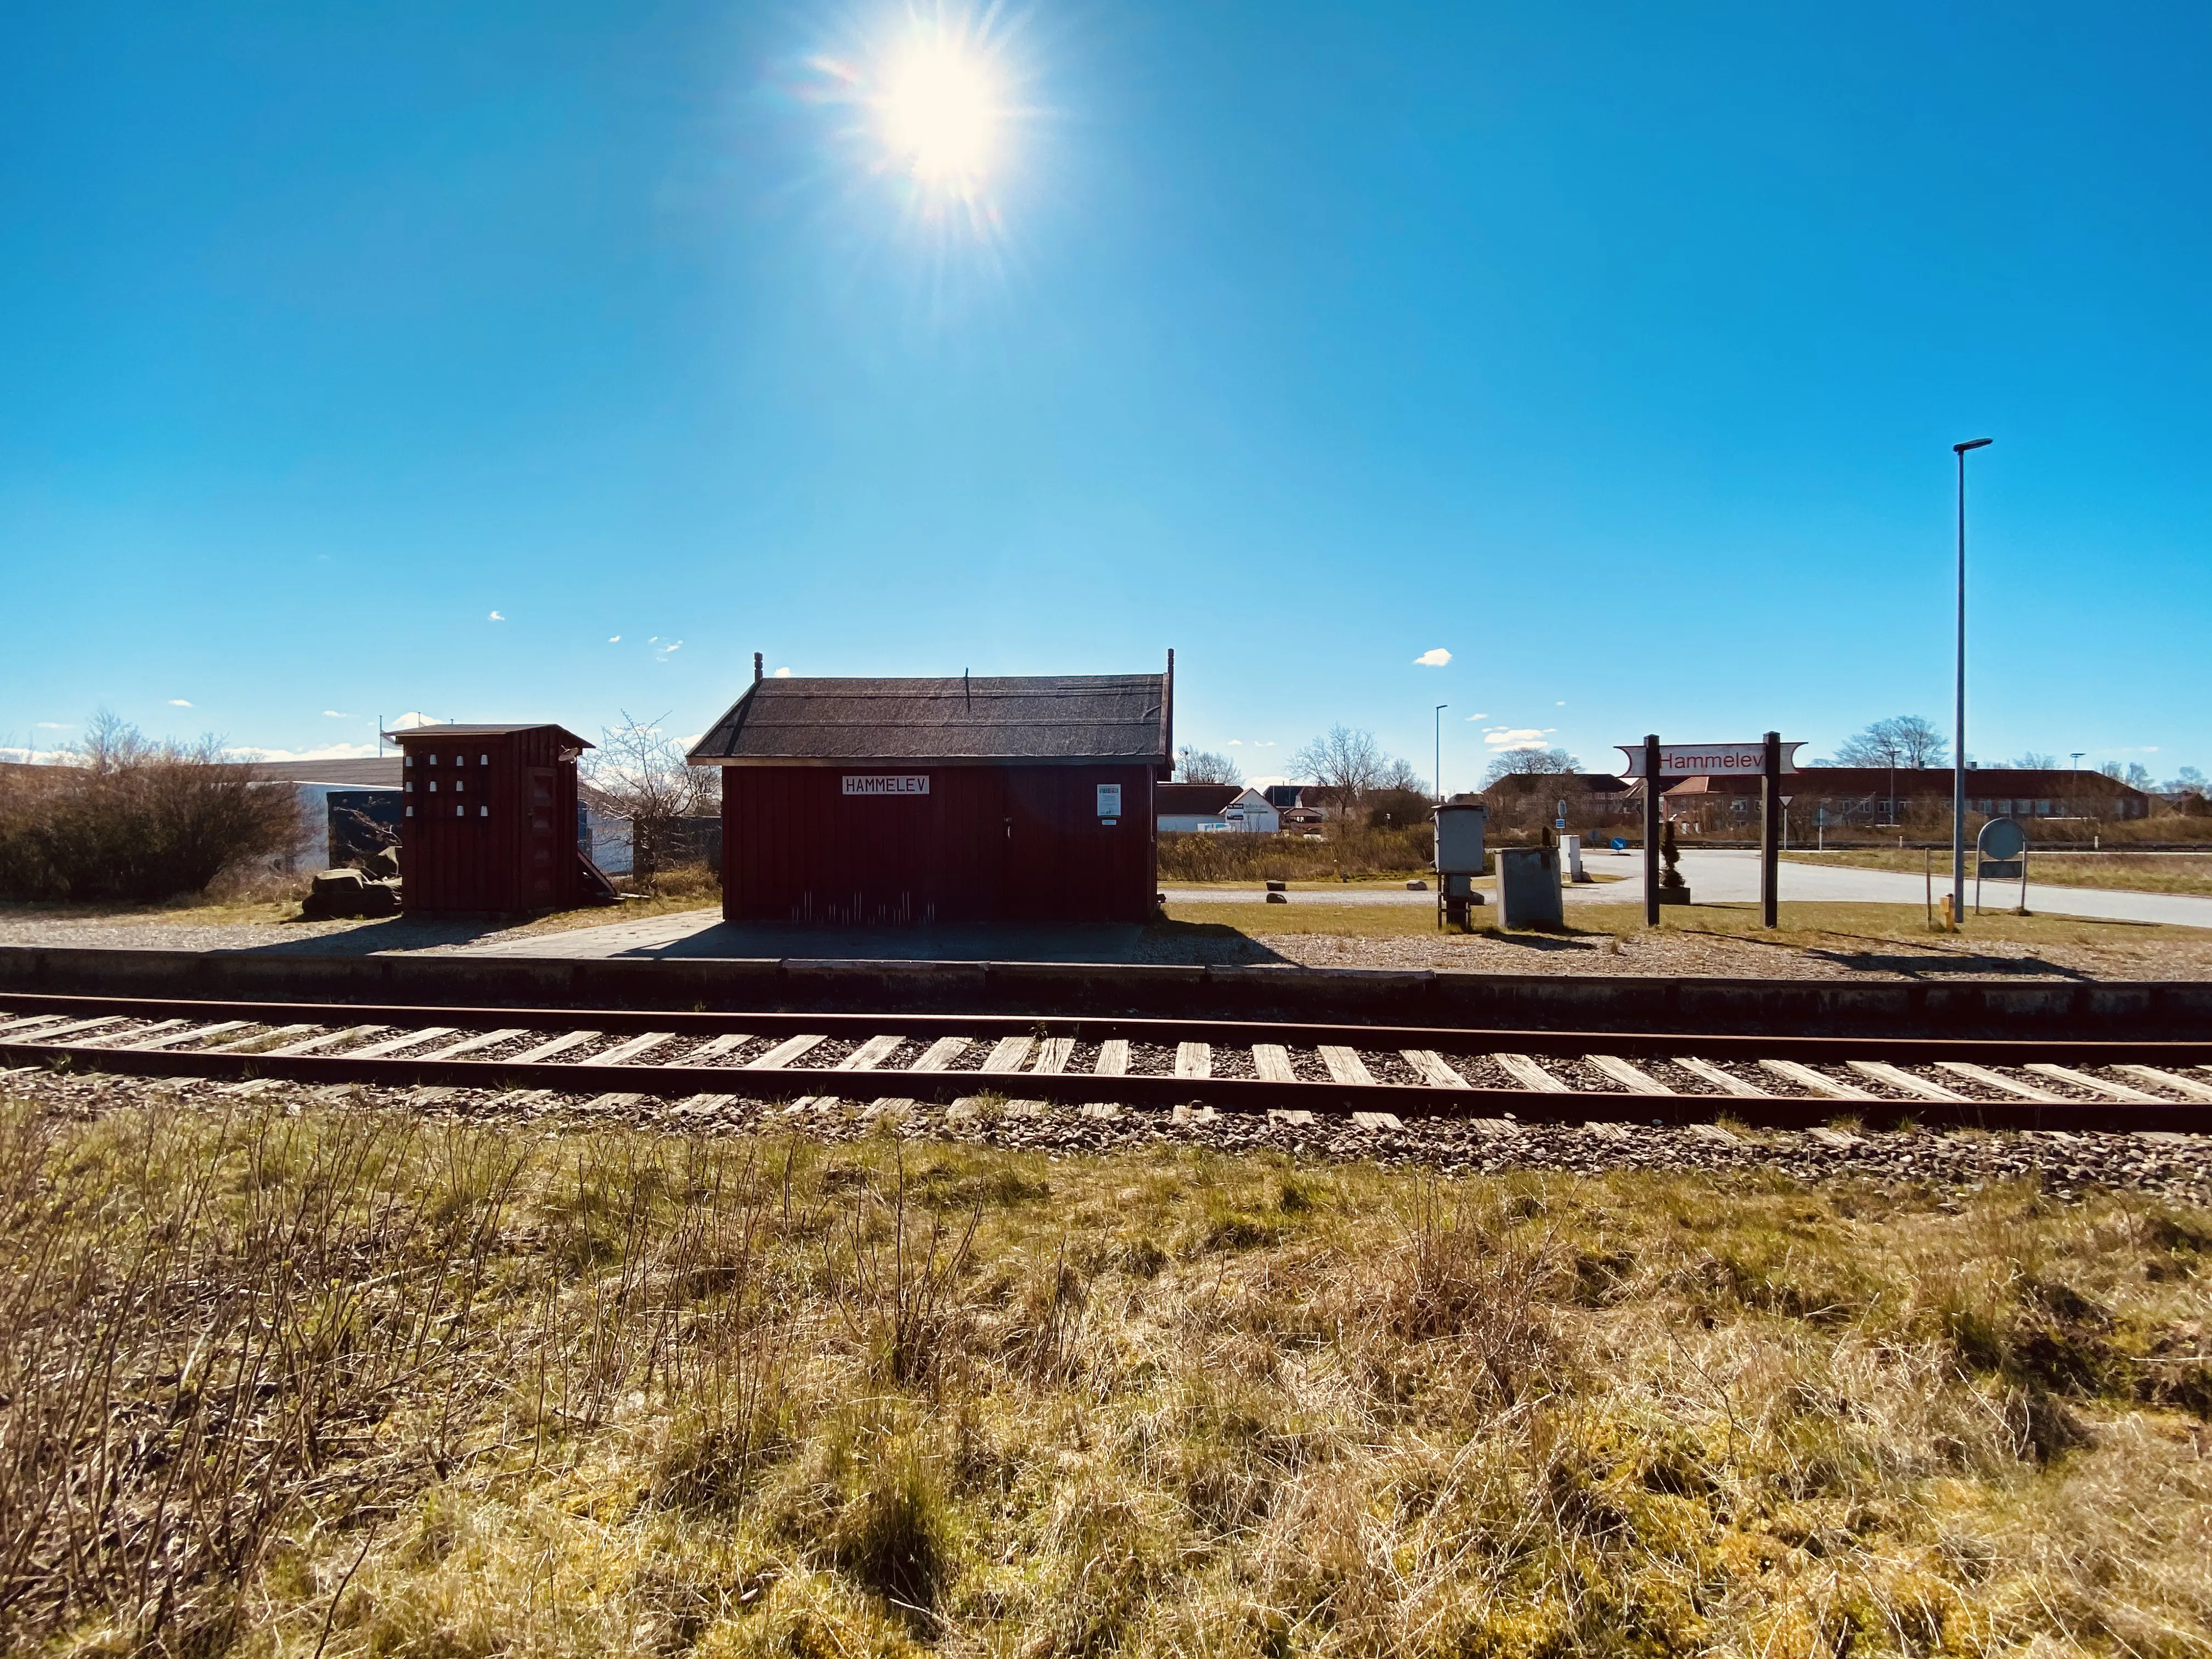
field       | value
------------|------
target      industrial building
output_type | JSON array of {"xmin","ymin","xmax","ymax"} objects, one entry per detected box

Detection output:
[
  {"xmin": 1646, "ymin": 766, "xmax": 2154, "ymax": 829},
  {"xmin": 686, "ymin": 661, "xmax": 1172, "ymax": 925}
]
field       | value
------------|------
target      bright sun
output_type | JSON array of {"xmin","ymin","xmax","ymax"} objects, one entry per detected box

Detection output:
[{"xmin": 878, "ymin": 41, "xmax": 1002, "ymax": 188}]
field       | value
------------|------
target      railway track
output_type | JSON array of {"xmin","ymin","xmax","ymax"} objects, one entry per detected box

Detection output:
[{"xmin": 3, "ymin": 990, "xmax": 2211, "ymax": 1135}]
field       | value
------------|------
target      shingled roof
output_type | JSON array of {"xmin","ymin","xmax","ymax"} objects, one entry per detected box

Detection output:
[{"xmin": 687, "ymin": 674, "xmax": 1172, "ymax": 768}]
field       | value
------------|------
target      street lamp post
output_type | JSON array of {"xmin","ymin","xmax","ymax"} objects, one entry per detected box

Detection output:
[
  {"xmin": 1434, "ymin": 705, "xmax": 1448, "ymax": 801},
  {"xmin": 1952, "ymin": 437, "xmax": 1993, "ymax": 923}
]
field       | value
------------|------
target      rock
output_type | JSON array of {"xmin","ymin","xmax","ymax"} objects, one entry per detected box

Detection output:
[
  {"xmin": 1266, "ymin": 891, "xmax": 1289, "ymax": 905},
  {"xmin": 302, "ymin": 868, "xmax": 401, "ymax": 920},
  {"xmin": 1405, "ymin": 879, "xmax": 1428, "ymax": 891}
]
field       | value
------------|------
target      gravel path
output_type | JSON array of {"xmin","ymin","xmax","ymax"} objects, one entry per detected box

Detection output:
[{"xmin": 18, "ymin": 1071, "xmax": 2209, "ymax": 1207}]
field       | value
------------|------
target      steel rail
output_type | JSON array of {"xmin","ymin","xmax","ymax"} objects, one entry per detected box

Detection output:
[
  {"xmin": 3, "ymin": 992, "xmax": 2210, "ymax": 1134},
  {"xmin": 2, "ymin": 989, "xmax": 2209, "ymax": 1065}
]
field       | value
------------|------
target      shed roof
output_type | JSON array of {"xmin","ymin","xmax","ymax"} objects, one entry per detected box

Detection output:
[
  {"xmin": 383, "ymin": 723, "xmax": 592, "ymax": 747},
  {"xmin": 687, "ymin": 675, "xmax": 1171, "ymax": 767}
]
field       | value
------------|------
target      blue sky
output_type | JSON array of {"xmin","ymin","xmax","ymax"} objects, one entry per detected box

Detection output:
[{"xmin": 3, "ymin": 1, "xmax": 2206, "ymax": 790}]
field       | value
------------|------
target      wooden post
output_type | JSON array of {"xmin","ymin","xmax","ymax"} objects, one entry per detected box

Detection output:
[
  {"xmin": 1760, "ymin": 730, "xmax": 1781, "ymax": 929},
  {"xmin": 1643, "ymin": 733, "xmax": 1662, "ymax": 928}
]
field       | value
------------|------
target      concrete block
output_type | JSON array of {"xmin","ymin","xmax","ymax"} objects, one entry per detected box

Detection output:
[{"xmin": 1495, "ymin": 848, "xmax": 1564, "ymax": 930}]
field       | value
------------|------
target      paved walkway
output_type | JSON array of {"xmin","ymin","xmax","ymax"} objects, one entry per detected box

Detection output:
[
  {"xmin": 456, "ymin": 912, "xmax": 1182, "ymax": 963},
  {"xmin": 435, "ymin": 854, "xmax": 2212, "ymax": 963}
]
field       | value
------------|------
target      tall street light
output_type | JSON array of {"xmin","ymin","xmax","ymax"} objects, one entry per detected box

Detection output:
[
  {"xmin": 1434, "ymin": 705, "xmax": 1448, "ymax": 800},
  {"xmin": 1952, "ymin": 437, "xmax": 1993, "ymax": 922}
]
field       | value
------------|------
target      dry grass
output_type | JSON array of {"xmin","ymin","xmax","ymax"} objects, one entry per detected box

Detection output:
[
  {"xmin": 1158, "ymin": 828, "xmax": 1434, "ymax": 884},
  {"xmin": 1, "ymin": 1088, "xmax": 2208, "ymax": 1657},
  {"xmin": 1788, "ymin": 850, "xmax": 2212, "ymax": 898},
  {"xmin": 1164, "ymin": 899, "xmax": 2212, "ymax": 949}
]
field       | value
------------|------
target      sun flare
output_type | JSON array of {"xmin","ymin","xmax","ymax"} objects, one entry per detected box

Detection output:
[{"xmin": 877, "ymin": 38, "xmax": 1003, "ymax": 188}]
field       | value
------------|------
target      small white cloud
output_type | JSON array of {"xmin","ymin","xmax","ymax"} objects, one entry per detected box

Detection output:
[
  {"xmin": 648, "ymin": 635, "xmax": 659, "ymax": 643},
  {"xmin": 1483, "ymin": 726, "xmax": 1550, "ymax": 749},
  {"xmin": 773, "ymin": 666, "xmax": 793, "ymax": 678},
  {"xmin": 390, "ymin": 711, "xmax": 446, "ymax": 731},
  {"xmin": 1255, "ymin": 741, "xmax": 1276, "ymax": 748},
  {"xmin": 168, "ymin": 698, "xmax": 193, "ymax": 708},
  {"xmin": 1464, "ymin": 713, "xmax": 1489, "ymax": 721},
  {"xmin": 1227, "ymin": 739, "xmax": 1243, "ymax": 746},
  {"xmin": 1413, "ymin": 648, "xmax": 1452, "ymax": 667},
  {"xmin": 608, "ymin": 635, "xmax": 621, "ymax": 643},
  {"xmin": 681, "ymin": 733, "xmax": 704, "ymax": 748},
  {"xmin": 321, "ymin": 710, "xmax": 351, "ymax": 719},
  {"xmin": 488, "ymin": 610, "xmax": 505, "ymax": 622},
  {"xmin": 35, "ymin": 721, "xmax": 70, "ymax": 730},
  {"xmin": 654, "ymin": 640, "xmax": 684, "ymax": 661},
  {"xmin": 1556, "ymin": 701, "xmax": 1566, "ymax": 707}
]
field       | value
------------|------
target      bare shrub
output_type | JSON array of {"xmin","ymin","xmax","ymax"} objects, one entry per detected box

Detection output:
[
  {"xmin": 0, "ymin": 714, "xmax": 302, "ymax": 903},
  {"xmin": 0, "ymin": 1105, "xmax": 532, "ymax": 1651},
  {"xmin": 830, "ymin": 1147, "xmax": 980, "ymax": 1391},
  {"xmin": 585, "ymin": 713, "xmax": 718, "ymax": 881}
]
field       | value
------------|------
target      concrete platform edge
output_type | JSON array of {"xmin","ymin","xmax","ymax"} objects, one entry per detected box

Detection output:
[{"xmin": 2, "ymin": 945, "xmax": 2209, "ymax": 1035}]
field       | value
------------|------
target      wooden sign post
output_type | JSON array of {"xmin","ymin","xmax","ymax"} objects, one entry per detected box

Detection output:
[
  {"xmin": 1760, "ymin": 730, "xmax": 1782, "ymax": 929},
  {"xmin": 1618, "ymin": 735, "xmax": 1804, "ymax": 930},
  {"xmin": 1643, "ymin": 734, "xmax": 1662, "ymax": 927}
]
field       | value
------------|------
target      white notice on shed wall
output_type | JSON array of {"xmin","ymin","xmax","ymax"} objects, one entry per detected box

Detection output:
[
  {"xmin": 1096, "ymin": 783, "xmax": 1122, "ymax": 817},
  {"xmin": 842, "ymin": 775, "xmax": 930, "ymax": 796}
]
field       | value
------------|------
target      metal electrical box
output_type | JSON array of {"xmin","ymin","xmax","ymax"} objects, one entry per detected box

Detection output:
[
  {"xmin": 1434, "ymin": 802, "xmax": 1488, "ymax": 926},
  {"xmin": 1435, "ymin": 803, "xmax": 1487, "ymax": 874}
]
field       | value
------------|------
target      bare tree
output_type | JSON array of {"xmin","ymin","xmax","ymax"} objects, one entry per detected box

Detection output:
[
  {"xmin": 1836, "ymin": 715, "xmax": 1948, "ymax": 769},
  {"xmin": 1290, "ymin": 726, "xmax": 1387, "ymax": 816},
  {"xmin": 583, "ymin": 712, "xmax": 719, "ymax": 876},
  {"xmin": 1379, "ymin": 756, "xmax": 1425, "ymax": 794},
  {"xmin": 1174, "ymin": 746, "xmax": 1243, "ymax": 786},
  {"xmin": 2100, "ymin": 760, "xmax": 2154, "ymax": 790},
  {"xmin": 2010, "ymin": 751, "xmax": 2057, "ymax": 769},
  {"xmin": 1480, "ymin": 747, "xmax": 1581, "ymax": 788}
]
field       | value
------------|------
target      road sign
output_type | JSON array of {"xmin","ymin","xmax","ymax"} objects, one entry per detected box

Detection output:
[
  {"xmin": 1615, "ymin": 741, "xmax": 1805, "ymax": 777},
  {"xmin": 1977, "ymin": 816, "xmax": 2027, "ymax": 861}
]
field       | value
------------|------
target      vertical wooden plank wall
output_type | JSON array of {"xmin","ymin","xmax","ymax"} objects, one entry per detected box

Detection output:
[
  {"xmin": 719, "ymin": 765, "xmax": 1156, "ymax": 925},
  {"xmin": 398, "ymin": 727, "xmax": 583, "ymax": 915}
]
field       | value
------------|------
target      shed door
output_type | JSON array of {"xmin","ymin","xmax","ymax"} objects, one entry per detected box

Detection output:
[
  {"xmin": 1001, "ymin": 770, "xmax": 1062, "ymax": 922},
  {"xmin": 527, "ymin": 768, "xmax": 559, "ymax": 907}
]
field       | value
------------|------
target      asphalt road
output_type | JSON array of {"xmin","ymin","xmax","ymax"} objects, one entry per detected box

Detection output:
[{"xmin": 1172, "ymin": 849, "xmax": 2212, "ymax": 929}]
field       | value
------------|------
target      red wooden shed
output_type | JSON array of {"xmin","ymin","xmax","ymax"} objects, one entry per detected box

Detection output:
[
  {"xmin": 387, "ymin": 723, "xmax": 613, "ymax": 915},
  {"xmin": 686, "ymin": 658, "xmax": 1173, "ymax": 926}
]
